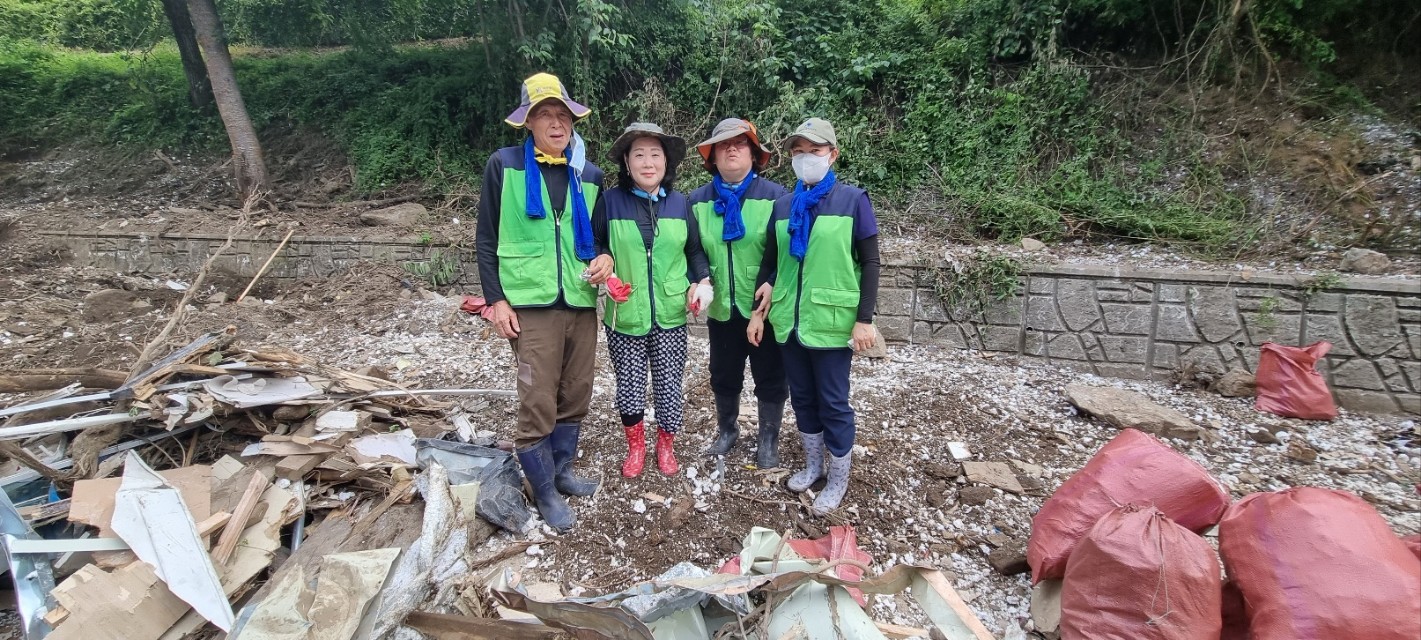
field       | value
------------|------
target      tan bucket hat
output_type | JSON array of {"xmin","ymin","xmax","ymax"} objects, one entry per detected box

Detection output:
[
  {"xmin": 695, "ymin": 118, "xmax": 772, "ymax": 172},
  {"xmin": 609, "ymin": 122, "xmax": 688, "ymax": 169}
]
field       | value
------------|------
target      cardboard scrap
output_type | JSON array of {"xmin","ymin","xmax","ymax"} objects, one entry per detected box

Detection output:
[
  {"xmin": 961, "ymin": 461, "xmax": 1024, "ymax": 494},
  {"xmin": 69, "ymin": 465, "xmax": 212, "ymax": 536},
  {"xmin": 47, "ymin": 563, "xmax": 190, "ymax": 640},
  {"xmin": 307, "ymin": 548, "xmax": 403, "ymax": 640},
  {"xmin": 111, "ymin": 452, "xmax": 235, "ymax": 632}
]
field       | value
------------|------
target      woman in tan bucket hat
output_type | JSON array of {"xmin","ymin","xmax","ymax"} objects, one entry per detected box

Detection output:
[{"xmin": 592, "ymin": 123, "xmax": 711, "ymax": 479}]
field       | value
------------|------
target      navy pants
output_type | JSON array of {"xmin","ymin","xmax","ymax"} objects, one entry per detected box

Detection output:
[
  {"xmin": 780, "ymin": 335, "xmax": 855, "ymax": 457},
  {"xmin": 707, "ymin": 309, "xmax": 788, "ymax": 403}
]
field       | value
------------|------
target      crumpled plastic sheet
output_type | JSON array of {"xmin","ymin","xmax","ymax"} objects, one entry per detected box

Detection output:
[{"xmin": 415, "ymin": 438, "xmax": 531, "ymax": 534}]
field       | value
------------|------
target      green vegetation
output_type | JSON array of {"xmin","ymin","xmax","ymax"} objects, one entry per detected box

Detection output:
[
  {"xmin": 402, "ymin": 248, "xmax": 461, "ymax": 287},
  {"xmin": 2, "ymin": 0, "xmax": 1415, "ymax": 252},
  {"xmin": 920, "ymin": 252, "xmax": 1023, "ymax": 320}
]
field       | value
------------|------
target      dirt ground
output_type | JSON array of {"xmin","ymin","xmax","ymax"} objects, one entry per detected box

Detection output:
[
  {"xmin": 1, "ymin": 104, "xmax": 1418, "ymax": 635},
  {"xmin": 1, "ymin": 251, "xmax": 1417, "ymax": 636}
]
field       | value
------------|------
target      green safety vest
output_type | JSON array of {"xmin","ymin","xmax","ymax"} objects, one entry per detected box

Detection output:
[
  {"xmin": 603, "ymin": 188, "xmax": 692, "ymax": 336},
  {"xmin": 494, "ymin": 146, "xmax": 602, "ymax": 308},
  {"xmin": 768, "ymin": 183, "xmax": 866, "ymax": 348},
  {"xmin": 689, "ymin": 176, "xmax": 787, "ymax": 322}
]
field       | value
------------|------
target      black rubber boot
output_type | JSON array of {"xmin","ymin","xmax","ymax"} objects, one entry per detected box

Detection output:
[
  {"xmin": 515, "ymin": 437, "xmax": 575, "ymax": 531},
  {"xmin": 755, "ymin": 400, "xmax": 783, "ymax": 468},
  {"xmin": 704, "ymin": 393, "xmax": 740, "ymax": 456},
  {"xmin": 550, "ymin": 422, "xmax": 599, "ymax": 497}
]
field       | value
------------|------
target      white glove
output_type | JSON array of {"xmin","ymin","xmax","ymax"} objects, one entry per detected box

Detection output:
[{"xmin": 690, "ymin": 283, "xmax": 714, "ymax": 315}]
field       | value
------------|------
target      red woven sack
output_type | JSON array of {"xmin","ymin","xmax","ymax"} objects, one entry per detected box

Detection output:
[
  {"xmin": 1220, "ymin": 580, "xmax": 1250, "ymax": 640},
  {"xmin": 1060, "ymin": 505, "xmax": 1221, "ymax": 640},
  {"xmin": 1028, "ymin": 428, "xmax": 1230, "ymax": 583},
  {"xmin": 1404, "ymin": 534, "xmax": 1421, "ymax": 560},
  {"xmin": 1219, "ymin": 487, "xmax": 1421, "ymax": 640},
  {"xmin": 1254, "ymin": 342, "xmax": 1337, "ymax": 420}
]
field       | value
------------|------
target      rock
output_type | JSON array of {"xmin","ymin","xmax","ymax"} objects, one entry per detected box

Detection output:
[
  {"xmin": 926, "ymin": 486, "xmax": 946, "ymax": 507},
  {"xmin": 958, "ymin": 486, "xmax": 994, "ymax": 506},
  {"xmin": 82, "ymin": 289, "xmax": 137, "ymax": 322},
  {"xmin": 1339, "ymin": 247, "xmax": 1389, "ymax": 275},
  {"xmin": 987, "ymin": 543, "xmax": 1030, "ymax": 576},
  {"xmin": 1031, "ymin": 579, "xmax": 1063, "ymax": 635},
  {"xmin": 856, "ymin": 325, "xmax": 888, "ymax": 359},
  {"xmin": 962, "ymin": 461, "xmax": 1024, "ymax": 493},
  {"xmin": 1248, "ymin": 429, "xmax": 1280, "ymax": 445},
  {"xmin": 1214, "ymin": 369, "xmax": 1256, "ymax": 398},
  {"xmin": 206, "ymin": 291, "xmax": 228, "ymax": 305},
  {"xmin": 167, "ymin": 207, "xmax": 204, "ymax": 216},
  {"xmin": 986, "ymin": 533, "xmax": 1010, "ymax": 547},
  {"xmin": 359, "ymin": 202, "xmax": 426, "ymax": 227},
  {"xmin": 1020, "ymin": 237, "xmax": 1046, "ymax": 252},
  {"xmin": 1284, "ymin": 441, "xmax": 1318, "ymax": 464},
  {"xmin": 947, "ymin": 442, "xmax": 972, "ymax": 461},
  {"xmin": 1064, "ymin": 383, "xmax": 1204, "ymax": 440},
  {"xmin": 1010, "ymin": 459, "xmax": 1044, "ymax": 478}
]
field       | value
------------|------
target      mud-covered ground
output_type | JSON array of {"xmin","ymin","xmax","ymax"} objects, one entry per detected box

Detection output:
[{"xmin": 1, "ymin": 258, "xmax": 1416, "ymax": 636}]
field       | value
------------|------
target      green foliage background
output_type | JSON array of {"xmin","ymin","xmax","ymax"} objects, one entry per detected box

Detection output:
[{"xmin": 1, "ymin": 0, "xmax": 1416, "ymax": 250}]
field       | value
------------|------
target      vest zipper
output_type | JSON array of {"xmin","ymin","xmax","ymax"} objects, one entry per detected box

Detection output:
[
  {"xmin": 553, "ymin": 209, "xmax": 565, "ymax": 302},
  {"xmin": 645, "ymin": 199, "xmax": 656, "ymax": 328}
]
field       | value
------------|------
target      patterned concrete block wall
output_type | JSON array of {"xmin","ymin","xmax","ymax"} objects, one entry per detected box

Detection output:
[{"xmin": 47, "ymin": 232, "xmax": 1420, "ymax": 414}]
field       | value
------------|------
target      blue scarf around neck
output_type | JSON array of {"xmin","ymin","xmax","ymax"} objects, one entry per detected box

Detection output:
[
  {"xmin": 788, "ymin": 170, "xmax": 837, "ymax": 262},
  {"xmin": 523, "ymin": 137, "xmax": 596, "ymax": 260},
  {"xmin": 712, "ymin": 171, "xmax": 755, "ymax": 242}
]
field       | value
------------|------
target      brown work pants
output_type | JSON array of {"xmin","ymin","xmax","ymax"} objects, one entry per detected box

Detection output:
[{"xmin": 509, "ymin": 307, "xmax": 598, "ymax": 446}]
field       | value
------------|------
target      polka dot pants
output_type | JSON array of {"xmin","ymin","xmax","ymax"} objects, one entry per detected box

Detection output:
[{"xmin": 605, "ymin": 324, "xmax": 688, "ymax": 434}]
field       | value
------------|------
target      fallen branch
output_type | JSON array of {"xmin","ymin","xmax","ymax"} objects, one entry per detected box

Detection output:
[
  {"xmin": 129, "ymin": 228, "xmax": 239, "ymax": 378},
  {"xmin": 0, "ymin": 368, "xmax": 128, "ymax": 393},
  {"xmin": 0, "ymin": 440, "xmax": 66, "ymax": 485},
  {"xmin": 236, "ymin": 227, "xmax": 295, "ymax": 303},
  {"xmin": 291, "ymin": 195, "xmax": 418, "ymax": 210}
]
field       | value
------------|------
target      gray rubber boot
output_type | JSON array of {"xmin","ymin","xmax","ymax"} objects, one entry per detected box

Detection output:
[
  {"xmin": 755, "ymin": 400, "xmax": 783, "ymax": 468},
  {"xmin": 811, "ymin": 451, "xmax": 852, "ymax": 516},
  {"xmin": 787, "ymin": 431, "xmax": 825, "ymax": 493},
  {"xmin": 704, "ymin": 393, "xmax": 740, "ymax": 456}
]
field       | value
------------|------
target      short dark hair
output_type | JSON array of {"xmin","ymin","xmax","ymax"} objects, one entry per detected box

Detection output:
[{"xmin": 615, "ymin": 138, "xmax": 679, "ymax": 191}]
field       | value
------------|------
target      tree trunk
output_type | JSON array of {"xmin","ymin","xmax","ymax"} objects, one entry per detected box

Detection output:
[
  {"xmin": 186, "ymin": 0, "xmax": 268, "ymax": 200},
  {"xmin": 160, "ymin": 0, "xmax": 213, "ymax": 112}
]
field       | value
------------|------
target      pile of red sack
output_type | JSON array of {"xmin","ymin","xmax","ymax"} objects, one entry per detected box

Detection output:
[{"xmin": 1028, "ymin": 428, "xmax": 1421, "ymax": 640}]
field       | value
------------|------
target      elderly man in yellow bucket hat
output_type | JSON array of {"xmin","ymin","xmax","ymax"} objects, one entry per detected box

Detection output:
[{"xmin": 474, "ymin": 72, "xmax": 614, "ymax": 531}]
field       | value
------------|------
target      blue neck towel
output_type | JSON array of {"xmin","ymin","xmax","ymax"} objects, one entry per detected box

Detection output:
[
  {"xmin": 788, "ymin": 171, "xmax": 837, "ymax": 262},
  {"xmin": 713, "ymin": 171, "xmax": 756, "ymax": 242},
  {"xmin": 523, "ymin": 137, "xmax": 596, "ymax": 260}
]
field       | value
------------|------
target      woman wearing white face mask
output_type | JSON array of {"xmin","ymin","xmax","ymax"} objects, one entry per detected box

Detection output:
[
  {"xmin": 746, "ymin": 117, "xmax": 880, "ymax": 517},
  {"xmin": 593, "ymin": 122, "xmax": 712, "ymax": 479}
]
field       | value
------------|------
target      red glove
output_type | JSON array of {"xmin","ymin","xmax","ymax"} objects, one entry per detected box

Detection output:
[{"xmin": 606, "ymin": 276, "xmax": 632, "ymax": 303}]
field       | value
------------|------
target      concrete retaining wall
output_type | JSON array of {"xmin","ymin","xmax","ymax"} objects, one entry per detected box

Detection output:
[{"xmin": 46, "ymin": 230, "xmax": 1420, "ymax": 414}]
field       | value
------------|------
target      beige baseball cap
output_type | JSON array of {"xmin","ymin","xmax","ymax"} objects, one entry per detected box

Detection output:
[{"xmin": 781, "ymin": 117, "xmax": 838, "ymax": 149}]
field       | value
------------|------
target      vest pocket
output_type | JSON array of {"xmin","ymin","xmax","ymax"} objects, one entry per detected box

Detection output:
[
  {"xmin": 497, "ymin": 242, "xmax": 546, "ymax": 293},
  {"xmin": 809, "ymin": 287, "xmax": 859, "ymax": 335}
]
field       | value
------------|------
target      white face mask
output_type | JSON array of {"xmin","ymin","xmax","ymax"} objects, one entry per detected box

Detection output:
[{"xmin": 792, "ymin": 152, "xmax": 832, "ymax": 184}]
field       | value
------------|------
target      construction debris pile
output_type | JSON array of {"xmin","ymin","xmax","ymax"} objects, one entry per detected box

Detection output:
[{"xmin": 1, "ymin": 328, "xmax": 1014, "ymax": 640}]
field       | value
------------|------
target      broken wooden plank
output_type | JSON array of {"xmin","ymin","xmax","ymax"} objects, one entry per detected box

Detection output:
[
  {"xmin": 910, "ymin": 569, "xmax": 995, "ymax": 640},
  {"xmin": 876, "ymin": 621, "xmax": 931, "ymax": 639},
  {"xmin": 345, "ymin": 480, "xmax": 415, "ymax": 543},
  {"xmin": 404, "ymin": 611, "xmax": 562, "ymax": 640},
  {"xmin": 0, "ymin": 367, "xmax": 128, "ymax": 392},
  {"xmin": 195, "ymin": 511, "xmax": 232, "ymax": 539},
  {"xmin": 214, "ymin": 471, "xmax": 272, "ymax": 565}
]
